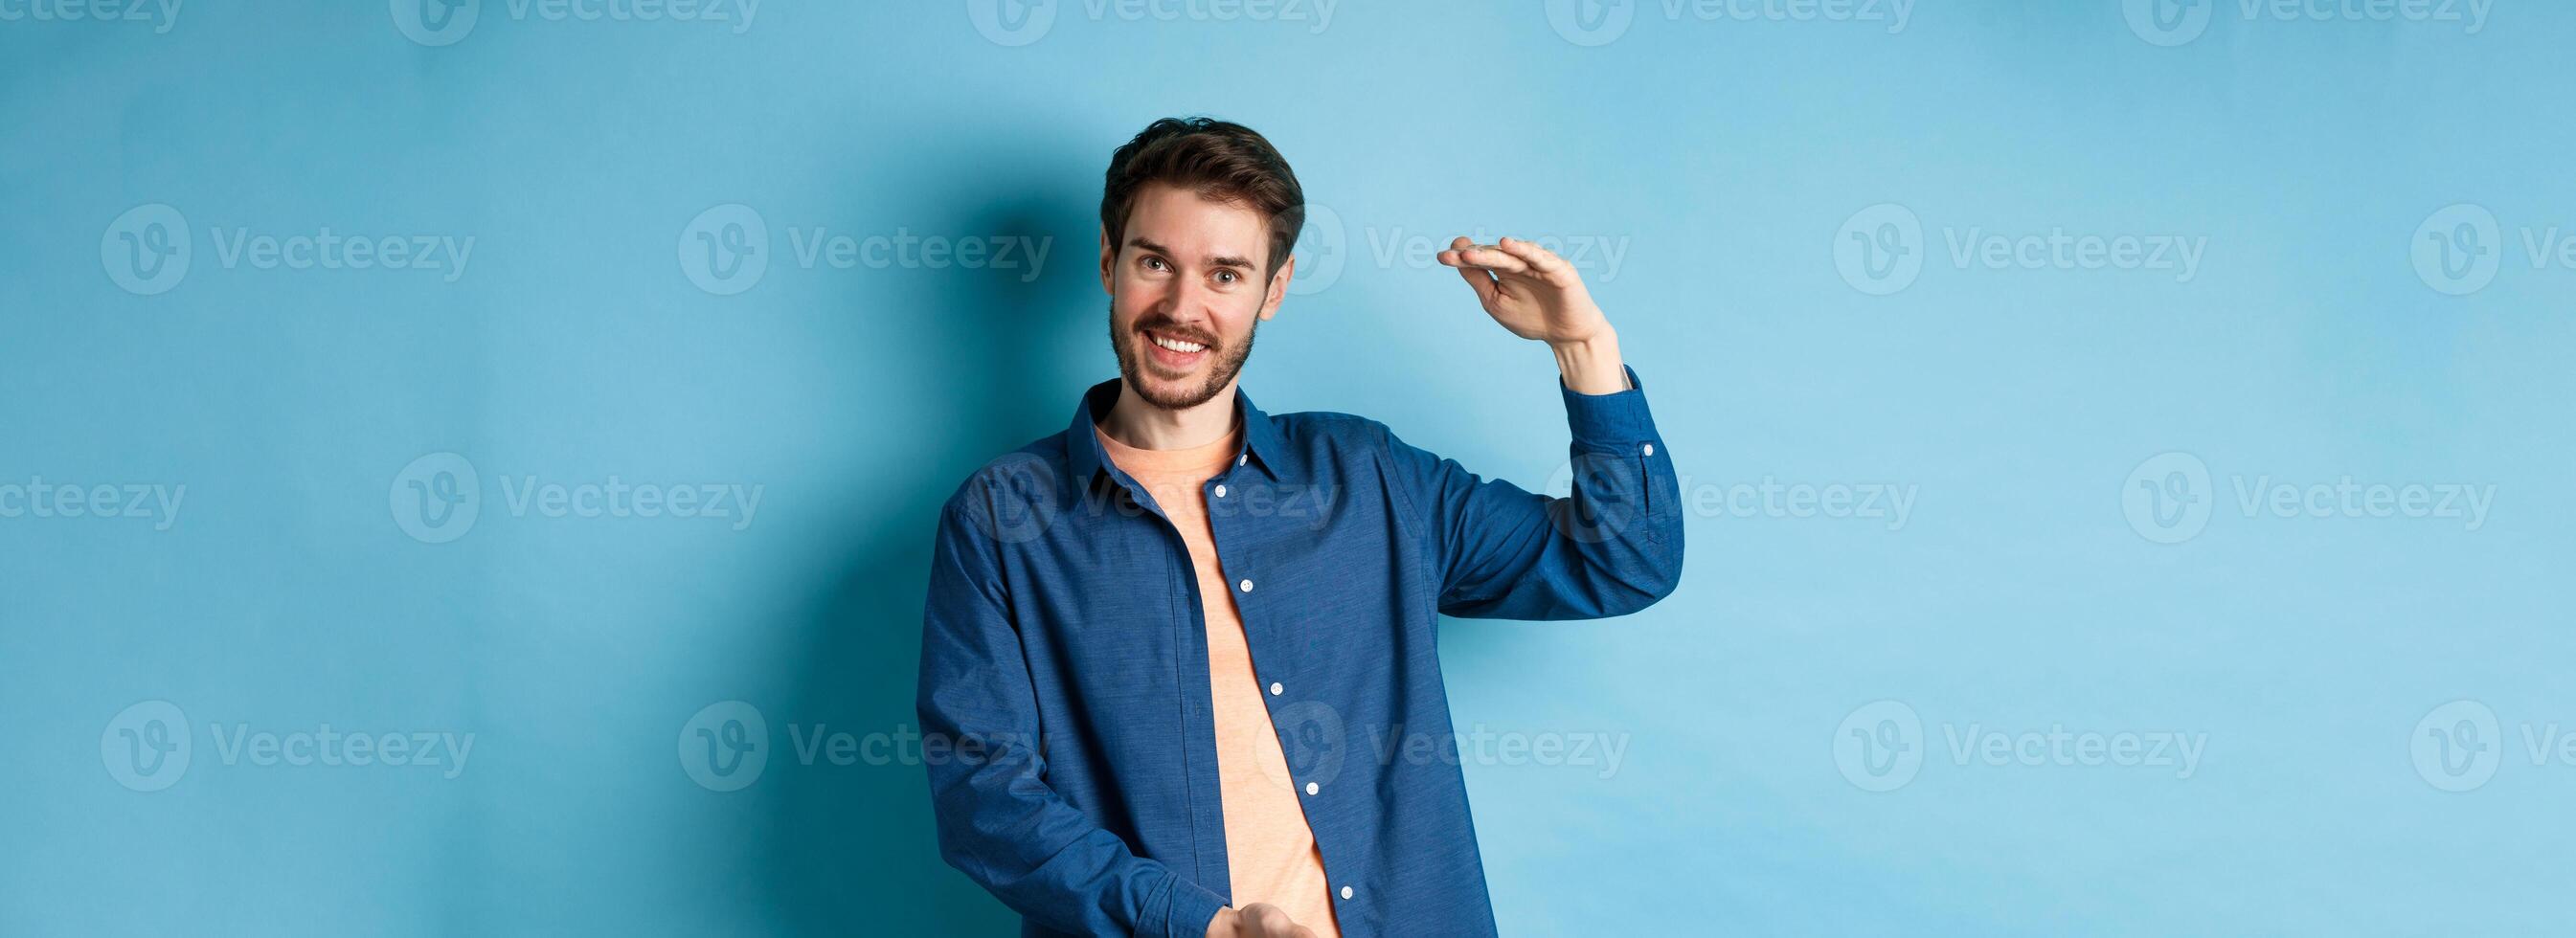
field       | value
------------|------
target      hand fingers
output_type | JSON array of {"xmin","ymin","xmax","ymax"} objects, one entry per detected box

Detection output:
[
  {"xmin": 1453, "ymin": 260, "xmax": 1500, "ymax": 305},
  {"xmin": 1490, "ymin": 235, "xmax": 1570, "ymax": 280},
  {"xmin": 1436, "ymin": 235, "xmax": 1533, "ymax": 275},
  {"xmin": 1438, "ymin": 237, "xmax": 1501, "ymax": 304},
  {"xmin": 1243, "ymin": 904, "xmax": 1296, "ymax": 937}
]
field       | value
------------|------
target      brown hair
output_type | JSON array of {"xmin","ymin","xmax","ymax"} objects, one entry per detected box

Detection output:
[{"xmin": 1100, "ymin": 117, "xmax": 1306, "ymax": 277}]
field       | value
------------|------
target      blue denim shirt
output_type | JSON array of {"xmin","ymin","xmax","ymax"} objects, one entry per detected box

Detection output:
[{"xmin": 917, "ymin": 368, "xmax": 1683, "ymax": 937}]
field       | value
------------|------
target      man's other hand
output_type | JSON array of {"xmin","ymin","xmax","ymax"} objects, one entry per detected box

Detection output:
[{"xmin": 1207, "ymin": 903, "xmax": 1321, "ymax": 938}]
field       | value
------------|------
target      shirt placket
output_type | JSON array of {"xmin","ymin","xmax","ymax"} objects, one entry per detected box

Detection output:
[
  {"xmin": 1111, "ymin": 469, "xmax": 1234, "ymax": 902},
  {"xmin": 1204, "ymin": 454, "xmax": 1367, "ymax": 927}
]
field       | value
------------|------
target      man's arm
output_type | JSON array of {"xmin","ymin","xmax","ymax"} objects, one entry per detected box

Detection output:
[
  {"xmin": 917, "ymin": 490, "xmax": 1230, "ymax": 937},
  {"xmin": 1386, "ymin": 235, "xmax": 1683, "ymax": 619}
]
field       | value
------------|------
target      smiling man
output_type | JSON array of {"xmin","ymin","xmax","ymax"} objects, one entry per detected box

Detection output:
[{"xmin": 917, "ymin": 117, "xmax": 1683, "ymax": 937}]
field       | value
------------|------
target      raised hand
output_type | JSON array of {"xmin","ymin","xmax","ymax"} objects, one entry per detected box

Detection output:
[{"xmin": 1436, "ymin": 235, "xmax": 1627, "ymax": 394}]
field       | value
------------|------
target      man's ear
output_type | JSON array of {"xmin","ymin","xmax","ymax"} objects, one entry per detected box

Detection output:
[
  {"xmin": 1097, "ymin": 227, "xmax": 1117, "ymax": 296},
  {"xmin": 1258, "ymin": 255, "xmax": 1296, "ymax": 321}
]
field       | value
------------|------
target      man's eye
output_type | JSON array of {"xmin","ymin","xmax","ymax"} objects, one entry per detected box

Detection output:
[
  {"xmin": 1214, "ymin": 269, "xmax": 1238, "ymax": 285},
  {"xmin": 1142, "ymin": 257, "xmax": 1168, "ymax": 272}
]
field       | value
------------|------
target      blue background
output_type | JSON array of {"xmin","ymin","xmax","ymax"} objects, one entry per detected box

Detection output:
[{"xmin": 6, "ymin": 1, "xmax": 2572, "ymax": 934}]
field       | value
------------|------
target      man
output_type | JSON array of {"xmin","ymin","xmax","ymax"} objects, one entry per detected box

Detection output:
[{"xmin": 918, "ymin": 117, "xmax": 1683, "ymax": 937}]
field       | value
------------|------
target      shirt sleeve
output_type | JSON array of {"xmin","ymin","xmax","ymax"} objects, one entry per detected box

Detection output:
[
  {"xmin": 917, "ymin": 488, "xmax": 1230, "ymax": 937},
  {"xmin": 1382, "ymin": 365, "xmax": 1684, "ymax": 620}
]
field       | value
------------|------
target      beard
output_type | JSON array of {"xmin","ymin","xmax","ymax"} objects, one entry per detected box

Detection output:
[{"xmin": 1109, "ymin": 302, "xmax": 1258, "ymax": 411}]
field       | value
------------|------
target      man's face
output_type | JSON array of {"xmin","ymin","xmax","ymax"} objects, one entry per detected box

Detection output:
[{"xmin": 1101, "ymin": 182, "xmax": 1295, "ymax": 411}]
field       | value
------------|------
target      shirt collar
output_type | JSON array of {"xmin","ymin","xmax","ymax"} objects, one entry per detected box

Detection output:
[{"xmin": 1065, "ymin": 378, "xmax": 1287, "ymax": 492}]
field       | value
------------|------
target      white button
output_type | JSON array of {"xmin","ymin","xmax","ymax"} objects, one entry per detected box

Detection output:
[
  {"xmin": 1269, "ymin": 681, "xmax": 1283, "ymax": 696},
  {"xmin": 1304, "ymin": 781, "xmax": 1320, "ymax": 795},
  {"xmin": 1214, "ymin": 484, "xmax": 1227, "ymax": 498},
  {"xmin": 1642, "ymin": 443, "xmax": 1654, "ymax": 457},
  {"xmin": 1340, "ymin": 886, "xmax": 1353, "ymax": 900},
  {"xmin": 1238, "ymin": 579, "xmax": 1254, "ymax": 592},
  {"xmin": 1237, "ymin": 454, "xmax": 1248, "ymax": 466}
]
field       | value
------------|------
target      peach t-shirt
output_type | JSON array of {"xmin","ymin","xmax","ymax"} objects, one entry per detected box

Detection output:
[{"xmin": 1096, "ymin": 422, "xmax": 1341, "ymax": 936}]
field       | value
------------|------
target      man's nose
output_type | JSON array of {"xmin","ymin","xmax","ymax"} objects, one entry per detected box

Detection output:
[{"xmin": 1158, "ymin": 280, "xmax": 1219, "ymax": 328}]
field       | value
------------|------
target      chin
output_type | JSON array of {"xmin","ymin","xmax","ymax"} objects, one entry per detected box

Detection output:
[{"xmin": 1130, "ymin": 373, "xmax": 1209, "ymax": 410}]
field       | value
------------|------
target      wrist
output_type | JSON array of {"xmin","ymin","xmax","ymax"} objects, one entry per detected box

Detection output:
[
  {"xmin": 1206, "ymin": 907, "xmax": 1234, "ymax": 937},
  {"xmin": 1549, "ymin": 330, "xmax": 1626, "ymax": 395}
]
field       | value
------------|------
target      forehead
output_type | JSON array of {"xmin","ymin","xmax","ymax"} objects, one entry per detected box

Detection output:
[{"xmin": 1122, "ymin": 182, "xmax": 1268, "ymax": 255}]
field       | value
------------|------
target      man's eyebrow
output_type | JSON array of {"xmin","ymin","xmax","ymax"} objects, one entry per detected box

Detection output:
[{"xmin": 1125, "ymin": 237, "xmax": 1254, "ymax": 270}]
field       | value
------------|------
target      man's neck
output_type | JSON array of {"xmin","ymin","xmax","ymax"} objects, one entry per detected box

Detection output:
[{"xmin": 1097, "ymin": 377, "xmax": 1240, "ymax": 451}]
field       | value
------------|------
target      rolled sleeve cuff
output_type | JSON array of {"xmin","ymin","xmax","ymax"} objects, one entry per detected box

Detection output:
[
  {"xmin": 1145, "ymin": 877, "xmax": 1229, "ymax": 938},
  {"xmin": 1560, "ymin": 365, "xmax": 1659, "ymax": 450}
]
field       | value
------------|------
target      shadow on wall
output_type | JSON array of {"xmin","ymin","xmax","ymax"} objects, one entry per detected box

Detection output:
[{"xmin": 757, "ymin": 131, "xmax": 1101, "ymax": 933}]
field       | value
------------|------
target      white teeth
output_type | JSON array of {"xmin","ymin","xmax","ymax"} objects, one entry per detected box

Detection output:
[{"xmin": 1150, "ymin": 334, "xmax": 1206, "ymax": 354}]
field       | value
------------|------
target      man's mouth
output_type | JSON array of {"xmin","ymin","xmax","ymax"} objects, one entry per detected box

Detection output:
[{"xmin": 1141, "ymin": 328, "xmax": 1210, "ymax": 370}]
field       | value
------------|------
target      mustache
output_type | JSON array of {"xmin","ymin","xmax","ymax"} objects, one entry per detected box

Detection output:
[{"xmin": 1132, "ymin": 316, "xmax": 1218, "ymax": 348}]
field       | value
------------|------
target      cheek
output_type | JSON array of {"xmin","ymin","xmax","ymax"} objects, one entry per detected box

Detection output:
[
  {"xmin": 1220, "ymin": 304, "xmax": 1263, "ymax": 341},
  {"xmin": 1108, "ymin": 285, "xmax": 1151, "ymax": 323}
]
